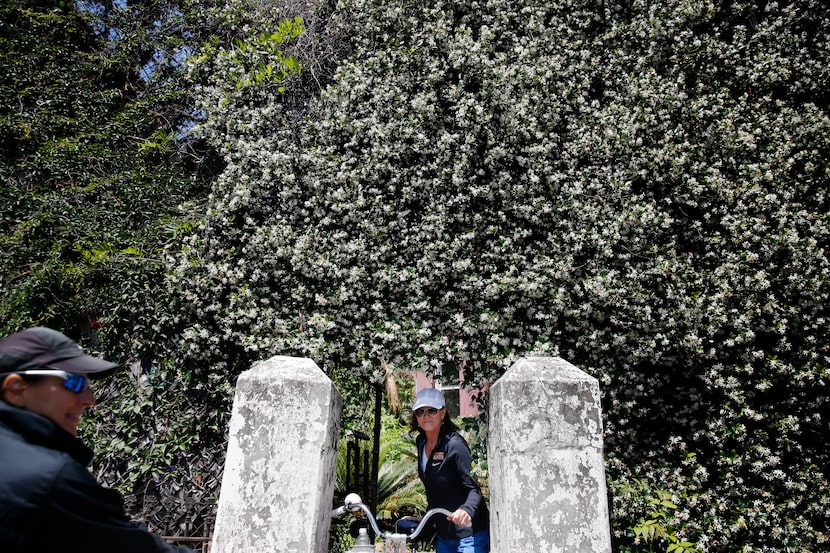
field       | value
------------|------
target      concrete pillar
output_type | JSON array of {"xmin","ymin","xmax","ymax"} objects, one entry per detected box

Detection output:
[
  {"xmin": 211, "ymin": 356, "xmax": 342, "ymax": 553},
  {"xmin": 488, "ymin": 357, "xmax": 612, "ymax": 553}
]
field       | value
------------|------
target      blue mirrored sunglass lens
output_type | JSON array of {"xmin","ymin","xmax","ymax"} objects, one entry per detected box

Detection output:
[{"xmin": 63, "ymin": 374, "xmax": 87, "ymax": 393}]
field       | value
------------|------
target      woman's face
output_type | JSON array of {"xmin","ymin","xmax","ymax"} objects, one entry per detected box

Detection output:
[{"xmin": 416, "ymin": 406, "xmax": 445, "ymax": 432}]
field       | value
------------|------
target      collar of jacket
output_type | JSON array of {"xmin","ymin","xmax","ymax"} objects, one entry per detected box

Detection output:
[
  {"xmin": 0, "ymin": 400, "xmax": 95, "ymax": 466},
  {"xmin": 417, "ymin": 429, "xmax": 454, "ymax": 448}
]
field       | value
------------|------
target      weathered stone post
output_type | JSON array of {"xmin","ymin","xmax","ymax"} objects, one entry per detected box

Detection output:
[
  {"xmin": 488, "ymin": 357, "xmax": 612, "ymax": 552},
  {"xmin": 211, "ymin": 356, "xmax": 342, "ymax": 553}
]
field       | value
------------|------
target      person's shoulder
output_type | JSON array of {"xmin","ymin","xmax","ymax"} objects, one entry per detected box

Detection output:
[
  {"xmin": 444, "ymin": 431, "xmax": 470, "ymax": 449},
  {"xmin": 1, "ymin": 429, "xmax": 83, "ymax": 479},
  {"xmin": 446, "ymin": 429, "xmax": 466, "ymax": 440},
  {"xmin": 0, "ymin": 429, "xmax": 87, "ymax": 511}
]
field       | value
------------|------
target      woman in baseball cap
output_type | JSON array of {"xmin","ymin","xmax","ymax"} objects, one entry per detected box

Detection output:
[{"xmin": 409, "ymin": 387, "xmax": 490, "ymax": 553}]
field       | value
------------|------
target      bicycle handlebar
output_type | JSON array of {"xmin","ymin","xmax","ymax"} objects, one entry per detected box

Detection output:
[
  {"xmin": 329, "ymin": 493, "xmax": 469, "ymax": 541},
  {"xmin": 403, "ymin": 507, "xmax": 458, "ymax": 540}
]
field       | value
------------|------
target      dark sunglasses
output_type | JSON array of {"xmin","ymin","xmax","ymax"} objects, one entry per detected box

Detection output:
[
  {"xmin": 414, "ymin": 407, "xmax": 440, "ymax": 418},
  {"xmin": 4, "ymin": 369, "xmax": 89, "ymax": 393}
]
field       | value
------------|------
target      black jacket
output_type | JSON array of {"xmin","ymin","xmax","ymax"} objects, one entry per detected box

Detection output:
[
  {"xmin": 416, "ymin": 430, "xmax": 489, "ymax": 540},
  {"xmin": 0, "ymin": 401, "xmax": 194, "ymax": 553}
]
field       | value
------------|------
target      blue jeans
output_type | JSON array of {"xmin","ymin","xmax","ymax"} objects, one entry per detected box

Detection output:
[{"xmin": 436, "ymin": 530, "xmax": 490, "ymax": 553}]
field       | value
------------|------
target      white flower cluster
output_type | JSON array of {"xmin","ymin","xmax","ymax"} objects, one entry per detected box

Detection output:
[{"xmin": 168, "ymin": 0, "xmax": 829, "ymax": 549}]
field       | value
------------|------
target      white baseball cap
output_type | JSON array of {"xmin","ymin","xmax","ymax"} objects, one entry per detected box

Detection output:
[{"xmin": 412, "ymin": 388, "xmax": 445, "ymax": 410}]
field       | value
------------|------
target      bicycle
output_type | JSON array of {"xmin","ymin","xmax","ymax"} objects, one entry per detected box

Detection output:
[{"xmin": 329, "ymin": 493, "xmax": 470, "ymax": 553}]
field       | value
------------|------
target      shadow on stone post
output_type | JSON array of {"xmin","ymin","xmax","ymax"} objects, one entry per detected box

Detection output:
[
  {"xmin": 488, "ymin": 357, "xmax": 612, "ymax": 553},
  {"xmin": 210, "ymin": 356, "xmax": 343, "ymax": 553}
]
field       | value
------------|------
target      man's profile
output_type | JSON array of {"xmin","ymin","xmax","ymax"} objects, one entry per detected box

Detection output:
[{"xmin": 0, "ymin": 327, "xmax": 195, "ymax": 552}]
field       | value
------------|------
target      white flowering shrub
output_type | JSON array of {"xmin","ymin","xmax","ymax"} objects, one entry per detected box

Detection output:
[{"xmin": 170, "ymin": 0, "xmax": 829, "ymax": 550}]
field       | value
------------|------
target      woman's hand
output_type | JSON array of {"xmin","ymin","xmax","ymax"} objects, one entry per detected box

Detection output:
[{"xmin": 448, "ymin": 508, "xmax": 472, "ymax": 527}]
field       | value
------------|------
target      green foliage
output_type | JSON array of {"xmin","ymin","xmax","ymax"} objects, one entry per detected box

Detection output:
[
  {"xmin": 336, "ymin": 412, "xmax": 426, "ymax": 520},
  {"xmin": 81, "ymin": 360, "xmax": 231, "ymax": 536},
  {"xmin": 0, "ymin": 0, "xmax": 214, "ymax": 338},
  {"xmin": 175, "ymin": 0, "xmax": 830, "ymax": 550},
  {"xmin": 0, "ymin": 0, "xmax": 219, "ymax": 538},
  {"xmin": 625, "ymin": 486, "xmax": 701, "ymax": 553},
  {"xmin": 5, "ymin": 0, "xmax": 830, "ymax": 550},
  {"xmin": 194, "ymin": 17, "xmax": 305, "ymax": 92},
  {"xmin": 460, "ymin": 413, "xmax": 489, "ymax": 494}
]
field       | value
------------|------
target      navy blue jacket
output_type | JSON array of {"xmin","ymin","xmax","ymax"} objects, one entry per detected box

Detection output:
[
  {"xmin": 0, "ymin": 401, "xmax": 194, "ymax": 553},
  {"xmin": 416, "ymin": 430, "xmax": 489, "ymax": 540}
]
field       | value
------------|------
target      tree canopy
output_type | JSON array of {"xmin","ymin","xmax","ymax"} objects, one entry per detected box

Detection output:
[
  {"xmin": 173, "ymin": 0, "xmax": 829, "ymax": 550},
  {"xmin": 0, "ymin": 0, "xmax": 217, "ymax": 345}
]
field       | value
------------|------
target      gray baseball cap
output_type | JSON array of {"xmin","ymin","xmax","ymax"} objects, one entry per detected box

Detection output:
[{"xmin": 0, "ymin": 327, "xmax": 118, "ymax": 377}]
